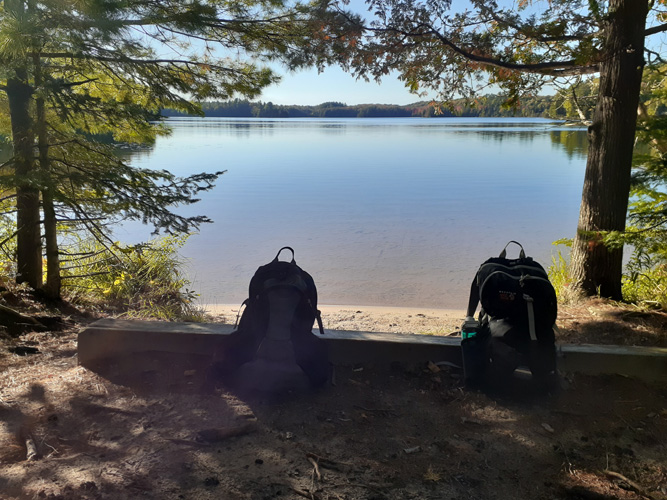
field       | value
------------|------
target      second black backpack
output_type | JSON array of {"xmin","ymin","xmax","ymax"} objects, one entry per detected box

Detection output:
[{"xmin": 466, "ymin": 241, "xmax": 558, "ymax": 382}]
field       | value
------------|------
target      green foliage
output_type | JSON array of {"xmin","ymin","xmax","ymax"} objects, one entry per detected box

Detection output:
[
  {"xmin": 63, "ymin": 234, "xmax": 205, "ymax": 321},
  {"xmin": 547, "ymin": 243, "xmax": 583, "ymax": 305},
  {"xmin": 616, "ymin": 64, "xmax": 667, "ymax": 311},
  {"xmin": 0, "ymin": 203, "xmax": 16, "ymax": 284},
  {"xmin": 548, "ymin": 249, "xmax": 570, "ymax": 300},
  {"xmin": 622, "ymin": 252, "xmax": 667, "ymax": 311},
  {"xmin": 619, "ymin": 182, "xmax": 667, "ymax": 310},
  {"xmin": 547, "ymin": 78, "xmax": 598, "ymax": 122}
]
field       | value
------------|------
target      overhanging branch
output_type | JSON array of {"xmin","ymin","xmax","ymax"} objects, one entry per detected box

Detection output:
[
  {"xmin": 645, "ymin": 22, "xmax": 667, "ymax": 36},
  {"xmin": 392, "ymin": 24, "xmax": 600, "ymax": 76}
]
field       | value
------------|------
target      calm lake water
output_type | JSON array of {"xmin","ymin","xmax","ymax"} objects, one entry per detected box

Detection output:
[{"xmin": 121, "ymin": 117, "xmax": 588, "ymax": 310}]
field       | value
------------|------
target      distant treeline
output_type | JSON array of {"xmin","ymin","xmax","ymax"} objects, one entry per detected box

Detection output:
[{"xmin": 161, "ymin": 95, "xmax": 555, "ymax": 119}]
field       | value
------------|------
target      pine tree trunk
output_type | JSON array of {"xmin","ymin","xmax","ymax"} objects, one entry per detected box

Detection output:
[
  {"xmin": 34, "ymin": 53, "xmax": 61, "ymax": 299},
  {"xmin": 569, "ymin": 0, "xmax": 649, "ymax": 299},
  {"xmin": 6, "ymin": 0, "xmax": 42, "ymax": 289},
  {"xmin": 42, "ymin": 189, "xmax": 61, "ymax": 299},
  {"xmin": 7, "ymin": 75, "xmax": 42, "ymax": 289}
]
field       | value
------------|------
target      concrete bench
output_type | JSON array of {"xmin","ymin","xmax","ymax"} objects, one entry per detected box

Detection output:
[{"xmin": 78, "ymin": 319, "xmax": 667, "ymax": 383}]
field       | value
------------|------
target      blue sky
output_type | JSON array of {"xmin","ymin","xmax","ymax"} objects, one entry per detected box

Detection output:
[{"xmin": 258, "ymin": 66, "xmax": 431, "ymax": 106}]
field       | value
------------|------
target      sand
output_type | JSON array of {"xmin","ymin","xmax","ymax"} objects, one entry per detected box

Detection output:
[{"xmin": 202, "ymin": 303, "xmax": 466, "ymax": 335}]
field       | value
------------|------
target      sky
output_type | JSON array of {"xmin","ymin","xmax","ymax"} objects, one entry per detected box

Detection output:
[{"xmin": 257, "ymin": 66, "xmax": 431, "ymax": 107}]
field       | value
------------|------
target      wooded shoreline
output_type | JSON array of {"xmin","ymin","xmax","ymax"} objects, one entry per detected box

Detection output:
[{"xmin": 161, "ymin": 95, "xmax": 557, "ymax": 119}]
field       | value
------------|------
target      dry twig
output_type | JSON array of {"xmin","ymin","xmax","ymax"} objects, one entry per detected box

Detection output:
[
  {"xmin": 603, "ymin": 470, "xmax": 662, "ymax": 500},
  {"xmin": 305, "ymin": 452, "xmax": 352, "ymax": 472},
  {"xmin": 307, "ymin": 456, "xmax": 322, "ymax": 481}
]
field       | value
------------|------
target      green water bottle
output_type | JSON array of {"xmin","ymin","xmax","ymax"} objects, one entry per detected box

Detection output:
[
  {"xmin": 461, "ymin": 316, "xmax": 487, "ymax": 386},
  {"xmin": 461, "ymin": 316, "xmax": 479, "ymax": 340}
]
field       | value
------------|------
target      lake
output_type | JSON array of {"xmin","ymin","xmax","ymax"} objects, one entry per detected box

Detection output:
[{"xmin": 121, "ymin": 117, "xmax": 588, "ymax": 310}]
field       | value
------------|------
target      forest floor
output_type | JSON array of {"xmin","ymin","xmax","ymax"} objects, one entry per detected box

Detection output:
[{"xmin": 0, "ymin": 298, "xmax": 666, "ymax": 500}]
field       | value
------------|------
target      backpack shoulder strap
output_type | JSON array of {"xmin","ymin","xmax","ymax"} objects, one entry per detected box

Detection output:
[
  {"xmin": 233, "ymin": 298, "xmax": 249, "ymax": 329},
  {"xmin": 466, "ymin": 275, "xmax": 480, "ymax": 318},
  {"xmin": 315, "ymin": 309, "xmax": 325, "ymax": 335}
]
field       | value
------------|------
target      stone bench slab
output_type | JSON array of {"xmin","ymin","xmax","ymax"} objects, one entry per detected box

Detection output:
[{"xmin": 78, "ymin": 319, "xmax": 667, "ymax": 383}]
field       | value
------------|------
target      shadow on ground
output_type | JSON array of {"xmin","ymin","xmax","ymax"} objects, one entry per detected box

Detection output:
[{"xmin": 1, "ymin": 332, "xmax": 666, "ymax": 500}]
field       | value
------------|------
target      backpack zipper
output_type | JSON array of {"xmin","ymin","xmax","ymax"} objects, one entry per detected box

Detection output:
[
  {"xmin": 478, "ymin": 270, "xmax": 553, "ymax": 301},
  {"xmin": 477, "ymin": 262, "xmax": 549, "ymax": 281}
]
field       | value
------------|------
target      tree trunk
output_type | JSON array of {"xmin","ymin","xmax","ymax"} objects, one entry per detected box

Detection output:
[
  {"xmin": 7, "ymin": 75, "xmax": 42, "ymax": 289},
  {"xmin": 34, "ymin": 53, "xmax": 61, "ymax": 299},
  {"xmin": 569, "ymin": 0, "xmax": 649, "ymax": 299},
  {"xmin": 42, "ymin": 189, "xmax": 61, "ymax": 298},
  {"xmin": 6, "ymin": 0, "xmax": 42, "ymax": 289}
]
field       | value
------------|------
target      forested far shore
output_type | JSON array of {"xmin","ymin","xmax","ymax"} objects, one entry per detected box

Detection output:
[{"xmin": 161, "ymin": 95, "xmax": 557, "ymax": 119}]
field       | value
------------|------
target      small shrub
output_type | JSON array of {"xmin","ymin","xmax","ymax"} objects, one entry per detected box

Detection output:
[
  {"xmin": 63, "ymin": 234, "xmax": 204, "ymax": 320},
  {"xmin": 549, "ymin": 239, "xmax": 667, "ymax": 311},
  {"xmin": 617, "ymin": 222, "xmax": 667, "ymax": 311},
  {"xmin": 622, "ymin": 262, "xmax": 667, "ymax": 311},
  {"xmin": 547, "ymin": 246, "xmax": 582, "ymax": 305}
]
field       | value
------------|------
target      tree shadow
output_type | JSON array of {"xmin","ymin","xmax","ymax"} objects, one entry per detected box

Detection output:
[
  {"xmin": 557, "ymin": 306, "xmax": 667, "ymax": 347},
  {"xmin": 0, "ymin": 359, "xmax": 249, "ymax": 499},
  {"xmin": 1, "ymin": 354, "xmax": 665, "ymax": 500}
]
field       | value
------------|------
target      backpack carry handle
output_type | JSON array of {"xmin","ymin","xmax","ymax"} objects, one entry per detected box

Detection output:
[
  {"xmin": 274, "ymin": 246, "xmax": 296, "ymax": 264},
  {"xmin": 499, "ymin": 241, "xmax": 525, "ymax": 259}
]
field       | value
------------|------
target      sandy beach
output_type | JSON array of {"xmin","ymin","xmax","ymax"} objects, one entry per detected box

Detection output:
[{"xmin": 202, "ymin": 303, "xmax": 466, "ymax": 335}]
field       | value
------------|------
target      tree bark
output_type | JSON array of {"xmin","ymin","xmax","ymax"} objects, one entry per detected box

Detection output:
[
  {"xmin": 569, "ymin": 0, "xmax": 649, "ymax": 299},
  {"xmin": 34, "ymin": 53, "xmax": 61, "ymax": 299},
  {"xmin": 42, "ymin": 189, "xmax": 61, "ymax": 298},
  {"xmin": 6, "ymin": 0, "xmax": 42, "ymax": 290},
  {"xmin": 7, "ymin": 75, "xmax": 43, "ymax": 290}
]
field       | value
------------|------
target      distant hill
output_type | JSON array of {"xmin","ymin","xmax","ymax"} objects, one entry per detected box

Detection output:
[{"xmin": 161, "ymin": 95, "xmax": 556, "ymax": 119}]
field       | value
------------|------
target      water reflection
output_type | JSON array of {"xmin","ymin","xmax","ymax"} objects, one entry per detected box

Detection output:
[
  {"xmin": 549, "ymin": 129, "xmax": 589, "ymax": 159},
  {"xmin": 112, "ymin": 143, "xmax": 155, "ymax": 162}
]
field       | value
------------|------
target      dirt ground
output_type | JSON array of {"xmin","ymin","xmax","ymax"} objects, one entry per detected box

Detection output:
[{"xmin": 1, "ymin": 299, "xmax": 666, "ymax": 500}]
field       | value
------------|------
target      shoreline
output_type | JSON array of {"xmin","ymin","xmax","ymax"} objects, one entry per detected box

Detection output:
[{"xmin": 202, "ymin": 303, "xmax": 466, "ymax": 335}]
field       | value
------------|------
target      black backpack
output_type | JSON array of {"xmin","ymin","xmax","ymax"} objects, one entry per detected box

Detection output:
[
  {"xmin": 466, "ymin": 241, "xmax": 557, "ymax": 382},
  {"xmin": 215, "ymin": 247, "xmax": 329, "ymax": 390}
]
